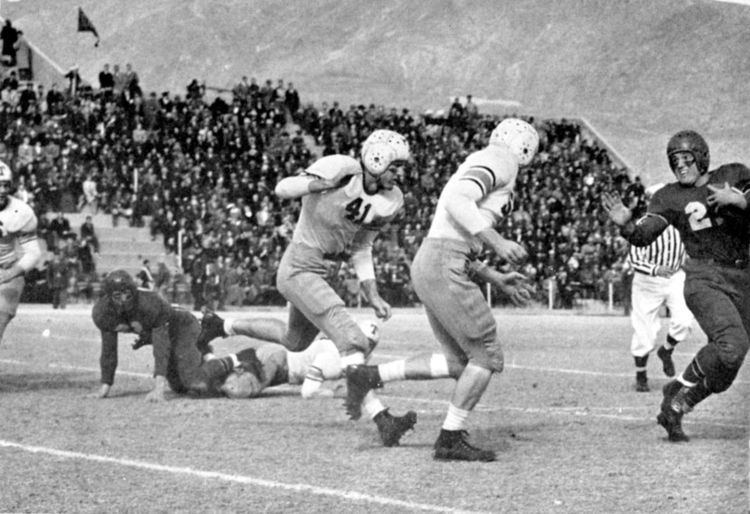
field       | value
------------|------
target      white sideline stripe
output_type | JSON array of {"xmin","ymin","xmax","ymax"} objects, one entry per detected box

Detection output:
[{"xmin": 0, "ymin": 439, "xmax": 484, "ymax": 514}]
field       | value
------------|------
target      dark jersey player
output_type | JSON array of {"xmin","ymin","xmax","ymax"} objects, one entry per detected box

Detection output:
[
  {"xmin": 603, "ymin": 130, "xmax": 750, "ymax": 442},
  {"xmin": 91, "ymin": 270, "xmax": 259, "ymax": 401}
]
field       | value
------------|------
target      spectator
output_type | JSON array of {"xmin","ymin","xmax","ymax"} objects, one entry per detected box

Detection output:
[
  {"xmin": 136, "ymin": 259, "xmax": 154, "ymax": 290},
  {"xmin": 79, "ymin": 173, "xmax": 99, "ymax": 213},
  {"xmin": 98, "ymin": 63, "xmax": 114, "ymax": 98},
  {"xmin": 80, "ymin": 215, "xmax": 99, "ymax": 253},
  {"xmin": 46, "ymin": 252, "xmax": 71, "ymax": 309},
  {"xmin": 0, "ymin": 19, "xmax": 18, "ymax": 67},
  {"xmin": 14, "ymin": 30, "xmax": 32, "ymax": 80}
]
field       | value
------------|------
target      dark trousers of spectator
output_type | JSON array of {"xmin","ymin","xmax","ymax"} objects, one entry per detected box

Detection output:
[{"xmin": 51, "ymin": 287, "xmax": 67, "ymax": 309}]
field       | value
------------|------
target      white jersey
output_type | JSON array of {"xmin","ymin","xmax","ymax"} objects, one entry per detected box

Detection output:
[
  {"xmin": 427, "ymin": 145, "xmax": 517, "ymax": 252},
  {"xmin": 292, "ymin": 156, "xmax": 404, "ymax": 254},
  {"xmin": 0, "ymin": 196, "xmax": 37, "ymax": 269},
  {"xmin": 286, "ymin": 338, "xmax": 340, "ymax": 385}
]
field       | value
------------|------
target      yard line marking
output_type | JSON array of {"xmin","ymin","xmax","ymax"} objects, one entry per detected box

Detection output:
[
  {"xmin": 372, "ymin": 353, "xmax": 750, "ymax": 385},
  {"xmin": 0, "ymin": 439, "xmax": 486, "ymax": 514},
  {"xmin": 384, "ymin": 395, "xmax": 748, "ymax": 429}
]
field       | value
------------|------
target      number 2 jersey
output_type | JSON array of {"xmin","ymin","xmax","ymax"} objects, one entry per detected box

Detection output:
[
  {"xmin": 646, "ymin": 163, "xmax": 750, "ymax": 263},
  {"xmin": 291, "ymin": 155, "xmax": 404, "ymax": 255}
]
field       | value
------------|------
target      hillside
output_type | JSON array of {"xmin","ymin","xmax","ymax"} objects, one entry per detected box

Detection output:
[{"xmin": 4, "ymin": 0, "xmax": 749, "ymax": 182}]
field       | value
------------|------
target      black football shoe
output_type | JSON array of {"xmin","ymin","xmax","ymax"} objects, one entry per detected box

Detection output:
[
  {"xmin": 344, "ymin": 364, "xmax": 383, "ymax": 420},
  {"xmin": 433, "ymin": 429, "xmax": 496, "ymax": 462},
  {"xmin": 197, "ymin": 309, "xmax": 226, "ymax": 354},
  {"xmin": 657, "ymin": 346, "xmax": 676, "ymax": 378},
  {"xmin": 656, "ymin": 380, "xmax": 690, "ymax": 442},
  {"xmin": 374, "ymin": 409, "xmax": 417, "ymax": 447}
]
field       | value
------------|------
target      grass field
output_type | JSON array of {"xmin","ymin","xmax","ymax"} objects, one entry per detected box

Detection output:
[{"xmin": 0, "ymin": 304, "xmax": 747, "ymax": 513}]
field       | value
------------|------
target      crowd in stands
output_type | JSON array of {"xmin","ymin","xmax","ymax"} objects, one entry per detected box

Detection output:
[{"xmin": 0, "ymin": 49, "xmax": 646, "ymax": 310}]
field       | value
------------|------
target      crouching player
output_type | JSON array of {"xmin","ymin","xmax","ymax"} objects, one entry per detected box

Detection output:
[{"xmin": 91, "ymin": 270, "xmax": 259, "ymax": 401}]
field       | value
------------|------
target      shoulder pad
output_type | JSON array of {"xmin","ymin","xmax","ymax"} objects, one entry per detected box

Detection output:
[{"xmin": 306, "ymin": 155, "xmax": 363, "ymax": 182}]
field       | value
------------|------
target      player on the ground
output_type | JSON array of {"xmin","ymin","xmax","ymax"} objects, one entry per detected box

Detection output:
[
  {"xmin": 215, "ymin": 319, "xmax": 381, "ymax": 400},
  {"xmin": 91, "ymin": 269, "xmax": 260, "ymax": 401},
  {"xmin": 0, "ymin": 160, "xmax": 41, "ymax": 344},
  {"xmin": 270, "ymin": 129, "xmax": 417, "ymax": 446},
  {"xmin": 345, "ymin": 118, "xmax": 539, "ymax": 461},
  {"xmin": 603, "ymin": 130, "xmax": 750, "ymax": 442}
]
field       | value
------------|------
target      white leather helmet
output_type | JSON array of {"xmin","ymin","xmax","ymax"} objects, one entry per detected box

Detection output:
[
  {"xmin": 489, "ymin": 118, "xmax": 539, "ymax": 166},
  {"xmin": 361, "ymin": 142, "xmax": 398, "ymax": 176},
  {"xmin": 362, "ymin": 130, "xmax": 410, "ymax": 163}
]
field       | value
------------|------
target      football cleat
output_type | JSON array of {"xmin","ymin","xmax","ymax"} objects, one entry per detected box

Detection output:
[
  {"xmin": 656, "ymin": 380, "xmax": 690, "ymax": 442},
  {"xmin": 657, "ymin": 346, "xmax": 676, "ymax": 378},
  {"xmin": 374, "ymin": 409, "xmax": 417, "ymax": 447},
  {"xmin": 344, "ymin": 364, "xmax": 383, "ymax": 420},
  {"xmin": 197, "ymin": 309, "xmax": 226, "ymax": 354},
  {"xmin": 433, "ymin": 429, "xmax": 496, "ymax": 462}
]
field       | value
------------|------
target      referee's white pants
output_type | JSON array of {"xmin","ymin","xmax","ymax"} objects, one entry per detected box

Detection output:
[{"xmin": 630, "ymin": 270, "xmax": 693, "ymax": 357}]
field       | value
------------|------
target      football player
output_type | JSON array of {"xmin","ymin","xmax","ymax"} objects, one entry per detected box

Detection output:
[
  {"xmin": 0, "ymin": 160, "xmax": 41, "ymax": 344},
  {"xmin": 91, "ymin": 269, "xmax": 261, "ymax": 401},
  {"xmin": 271, "ymin": 129, "xmax": 416, "ymax": 446},
  {"xmin": 345, "ymin": 118, "xmax": 539, "ymax": 461},
  {"xmin": 216, "ymin": 319, "xmax": 381, "ymax": 400},
  {"xmin": 603, "ymin": 130, "xmax": 750, "ymax": 442}
]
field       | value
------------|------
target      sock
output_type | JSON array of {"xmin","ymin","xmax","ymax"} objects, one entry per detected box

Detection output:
[
  {"xmin": 224, "ymin": 319, "xmax": 235, "ymax": 336},
  {"xmin": 442, "ymin": 403, "xmax": 470, "ymax": 431},
  {"xmin": 363, "ymin": 391, "xmax": 386, "ymax": 419},
  {"xmin": 378, "ymin": 360, "xmax": 405, "ymax": 382},
  {"xmin": 684, "ymin": 380, "xmax": 712, "ymax": 409},
  {"xmin": 634, "ymin": 355, "xmax": 647, "ymax": 379},
  {"xmin": 664, "ymin": 335, "xmax": 678, "ymax": 351}
]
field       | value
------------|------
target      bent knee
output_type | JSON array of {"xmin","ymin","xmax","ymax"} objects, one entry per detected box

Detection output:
[{"xmin": 468, "ymin": 339, "xmax": 504, "ymax": 373}]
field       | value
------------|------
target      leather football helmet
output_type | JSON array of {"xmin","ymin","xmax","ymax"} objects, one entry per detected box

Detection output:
[
  {"xmin": 489, "ymin": 118, "xmax": 539, "ymax": 166},
  {"xmin": 667, "ymin": 130, "xmax": 709, "ymax": 175}
]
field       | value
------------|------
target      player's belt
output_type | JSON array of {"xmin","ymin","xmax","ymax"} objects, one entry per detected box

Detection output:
[
  {"xmin": 322, "ymin": 251, "xmax": 351, "ymax": 261},
  {"xmin": 688, "ymin": 257, "xmax": 749, "ymax": 270}
]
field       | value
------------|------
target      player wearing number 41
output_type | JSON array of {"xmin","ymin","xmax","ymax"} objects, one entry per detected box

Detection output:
[
  {"xmin": 345, "ymin": 118, "xmax": 539, "ymax": 461},
  {"xmin": 602, "ymin": 130, "xmax": 750, "ymax": 442},
  {"xmin": 0, "ymin": 160, "xmax": 41, "ymax": 345},
  {"xmin": 273, "ymin": 129, "xmax": 417, "ymax": 446}
]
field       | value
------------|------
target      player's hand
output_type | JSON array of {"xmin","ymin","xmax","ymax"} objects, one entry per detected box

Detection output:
[
  {"xmin": 370, "ymin": 295, "xmax": 392, "ymax": 321},
  {"xmin": 601, "ymin": 192, "xmax": 633, "ymax": 226},
  {"xmin": 707, "ymin": 182, "xmax": 747, "ymax": 209},
  {"xmin": 493, "ymin": 239, "xmax": 528, "ymax": 265},
  {"xmin": 492, "ymin": 271, "xmax": 535, "ymax": 306},
  {"xmin": 87, "ymin": 383, "xmax": 111, "ymax": 399}
]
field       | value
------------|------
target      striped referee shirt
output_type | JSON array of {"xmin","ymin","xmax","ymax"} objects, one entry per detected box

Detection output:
[{"xmin": 628, "ymin": 224, "xmax": 685, "ymax": 276}]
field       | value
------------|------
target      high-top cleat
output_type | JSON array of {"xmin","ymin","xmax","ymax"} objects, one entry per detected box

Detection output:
[
  {"xmin": 344, "ymin": 364, "xmax": 383, "ymax": 420},
  {"xmin": 656, "ymin": 380, "xmax": 689, "ymax": 442},
  {"xmin": 374, "ymin": 409, "xmax": 417, "ymax": 447},
  {"xmin": 433, "ymin": 429, "xmax": 496, "ymax": 462},
  {"xmin": 657, "ymin": 346, "xmax": 676, "ymax": 377},
  {"xmin": 197, "ymin": 309, "xmax": 226, "ymax": 354}
]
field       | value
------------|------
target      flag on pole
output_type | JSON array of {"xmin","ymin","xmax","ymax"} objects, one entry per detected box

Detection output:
[{"xmin": 77, "ymin": 7, "xmax": 99, "ymax": 47}]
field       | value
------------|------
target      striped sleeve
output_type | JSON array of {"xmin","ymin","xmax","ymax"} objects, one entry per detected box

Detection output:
[
  {"xmin": 628, "ymin": 225, "xmax": 684, "ymax": 275},
  {"xmin": 459, "ymin": 165, "xmax": 496, "ymax": 196}
]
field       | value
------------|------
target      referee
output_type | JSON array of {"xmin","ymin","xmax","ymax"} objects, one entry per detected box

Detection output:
[{"xmin": 628, "ymin": 183, "xmax": 694, "ymax": 392}]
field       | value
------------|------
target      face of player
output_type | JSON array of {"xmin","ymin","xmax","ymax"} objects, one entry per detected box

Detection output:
[
  {"xmin": 110, "ymin": 289, "xmax": 135, "ymax": 312},
  {"xmin": 363, "ymin": 162, "xmax": 402, "ymax": 194},
  {"xmin": 0, "ymin": 180, "xmax": 10, "ymax": 209},
  {"xmin": 669, "ymin": 152, "xmax": 701, "ymax": 186}
]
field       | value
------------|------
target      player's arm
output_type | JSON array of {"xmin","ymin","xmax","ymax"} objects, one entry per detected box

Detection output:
[
  {"xmin": 0, "ymin": 229, "xmax": 41, "ymax": 284},
  {"xmin": 94, "ymin": 329, "xmax": 118, "ymax": 398},
  {"xmin": 443, "ymin": 179, "xmax": 527, "ymax": 264},
  {"xmin": 351, "ymin": 229, "xmax": 391, "ymax": 320},
  {"xmin": 707, "ymin": 167, "xmax": 750, "ymax": 212},
  {"xmin": 602, "ymin": 192, "xmax": 668, "ymax": 247},
  {"xmin": 274, "ymin": 173, "xmax": 340, "ymax": 199},
  {"xmin": 145, "ymin": 323, "xmax": 171, "ymax": 402},
  {"xmin": 468, "ymin": 261, "xmax": 534, "ymax": 306}
]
